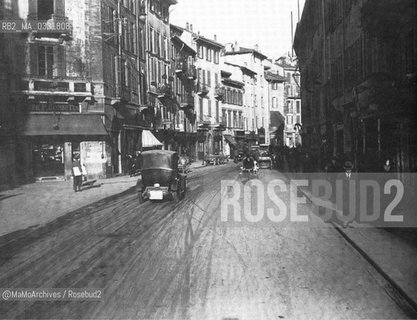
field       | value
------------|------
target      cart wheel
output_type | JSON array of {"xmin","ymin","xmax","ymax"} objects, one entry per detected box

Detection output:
[{"xmin": 138, "ymin": 192, "xmax": 144, "ymax": 204}]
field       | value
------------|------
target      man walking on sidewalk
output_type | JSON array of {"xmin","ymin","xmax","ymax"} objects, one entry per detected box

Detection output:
[
  {"xmin": 72, "ymin": 155, "xmax": 82, "ymax": 192},
  {"xmin": 336, "ymin": 160, "xmax": 358, "ymax": 228}
]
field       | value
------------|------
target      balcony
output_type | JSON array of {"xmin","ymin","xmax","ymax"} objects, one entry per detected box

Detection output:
[
  {"xmin": 214, "ymin": 85, "xmax": 225, "ymax": 100},
  {"xmin": 31, "ymin": 15, "xmax": 73, "ymax": 41},
  {"xmin": 22, "ymin": 76, "xmax": 91, "ymax": 96},
  {"xmin": 156, "ymin": 83, "xmax": 173, "ymax": 99},
  {"xmin": 196, "ymin": 82, "xmax": 209, "ymax": 96},
  {"xmin": 175, "ymin": 60, "xmax": 186, "ymax": 75},
  {"xmin": 179, "ymin": 93, "xmax": 194, "ymax": 109},
  {"xmin": 186, "ymin": 65, "xmax": 197, "ymax": 80}
]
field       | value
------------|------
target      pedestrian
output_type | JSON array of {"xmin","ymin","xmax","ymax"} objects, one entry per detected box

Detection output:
[
  {"xmin": 335, "ymin": 160, "xmax": 358, "ymax": 228},
  {"xmin": 72, "ymin": 155, "xmax": 82, "ymax": 192}
]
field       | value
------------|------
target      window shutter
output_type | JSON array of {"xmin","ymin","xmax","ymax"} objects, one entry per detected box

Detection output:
[
  {"xmin": 54, "ymin": 0, "xmax": 65, "ymax": 17},
  {"xmin": 28, "ymin": 0, "xmax": 37, "ymax": 19},
  {"xmin": 29, "ymin": 43, "xmax": 38, "ymax": 75},
  {"xmin": 56, "ymin": 45, "xmax": 66, "ymax": 77}
]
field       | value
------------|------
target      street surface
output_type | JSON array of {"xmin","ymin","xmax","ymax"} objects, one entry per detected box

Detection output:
[{"xmin": 0, "ymin": 163, "xmax": 410, "ymax": 319}]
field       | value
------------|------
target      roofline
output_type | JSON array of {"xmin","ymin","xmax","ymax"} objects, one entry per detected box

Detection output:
[
  {"xmin": 194, "ymin": 35, "xmax": 224, "ymax": 49},
  {"xmin": 224, "ymin": 62, "xmax": 257, "ymax": 76},
  {"xmin": 171, "ymin": 35, "xmax": 197, "ymax": 56}
]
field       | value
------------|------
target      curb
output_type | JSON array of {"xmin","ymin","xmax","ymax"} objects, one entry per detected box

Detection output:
[{"xmin": 298, "ymin": 186, "xmax": 417, "ymax": 318}]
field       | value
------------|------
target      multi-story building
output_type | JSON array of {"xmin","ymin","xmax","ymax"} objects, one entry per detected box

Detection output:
[
  {"xmin": 223, "ymin": 43, "xmax": 270, "ymax": 147},
  {"xmin": 194, "ymin": 34, "xmax": 224, "ymax": 159},
  {"xmin": 166, "ymin": 24, "xmax": 224, "ymax": 160},
  {"xmin": 264, "ymin": 60, "xmax": 287, "ymax": 147},
  {"xmin": 218, "ymin": 63, "xmax": 245, "ymax": 156},
  {"xmin": 6, "ymin": 0, "xmax": 149, "ymax": 182},
  {"xmin": 294, "ymin": 0, "xmax": 416, "ymax": 172},
  {"xmin": 276, "ymin": 56, "xmax": 302, "ymax": 148},
  {"xmin": 170, "ymin": 24, "xmax": 198, "ymax": 158},
  {"xmin": 141, "ymin": 0, "xmax": 177, "ymax": 150}
]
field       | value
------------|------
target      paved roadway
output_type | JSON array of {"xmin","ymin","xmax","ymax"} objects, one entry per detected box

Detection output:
[{"xmin": 0, "ymin": 163, "xmax": 409, "ymax": 319}]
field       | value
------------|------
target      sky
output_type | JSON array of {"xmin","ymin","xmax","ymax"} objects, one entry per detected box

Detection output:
[{"xmin": 170, "ymin": 0, "xmax": 306, "ymax": 60}]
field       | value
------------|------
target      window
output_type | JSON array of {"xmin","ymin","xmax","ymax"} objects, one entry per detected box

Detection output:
[
  {"xmin": 206, "ymin": 48, "xmax": 212, "ymax": 61},
  {"xmin": 207, "ymin": 70, "xmax": 211, "ymax": 87},
  {"xmin": 198, "ymin": 44, "xmax": 204, "ymax": 59},
  {"xmin": 38, "ymin": 45, "xmax": 54, "ymax": 77},
  {"xmin": 156, "ymin": 32, "xmax": 161, "ymax": 56},
  {"xmin": 214, "ymin": 50, "xmax": 219, "ymax": 64},
  {"xmin": 197, "ymin": 68, "xmax": 202, "ymax": 83},
  {"xmin": 208, "ymin": 99, "xmax": 211, "ymax": 117},
  {"xmin": 296, "ymin": 101, "xmax": 301, "ymax": 113},
  {"xmin": 199, "ymin": 98, "xmax": 203, "ymax": 121},
  {"xmin": 215, "ymin": 100, "xmax": 219, "ymax": 122},
  {"xmin": 164, "ymin": 37, "xmax": 168, "ymax": 60},
  {"xmin": 38, "ymin": 0, "xmax": 54, "ymax": 20},
  {"xmin": 149, "ymin": 27, "xmax": 153, "ymax": 53},
  {"xmin": 139, "ymin": 27, "xmax": 145, "ymax": 58},
  {"xmin": 214, "ymin": 73, "xmax": 219, "ymax": 85}
]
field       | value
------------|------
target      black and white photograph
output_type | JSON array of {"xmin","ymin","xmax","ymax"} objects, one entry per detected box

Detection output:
[{"xmin": 0, "ymin": 0, "xmax": 416, "ymax": 319}]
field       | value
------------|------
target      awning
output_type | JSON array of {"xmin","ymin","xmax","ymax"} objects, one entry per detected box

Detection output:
[
  {"xmin": 142, "ymin": 130, "xmax": 163, "ymax": 148},
  {"xmin": 17, "ymin": 114, "xmax": 108, "ymax": 136},
  {"xmin": 224, "ymin": 134, "xmax": 237, "ymax": 146}
]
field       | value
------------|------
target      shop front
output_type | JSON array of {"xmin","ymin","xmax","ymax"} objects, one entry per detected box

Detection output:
[{"xmin": 17, "ymin": 114, "xmax": 110, "ymax": 181}]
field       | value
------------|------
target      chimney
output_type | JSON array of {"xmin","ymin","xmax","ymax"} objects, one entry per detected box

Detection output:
[
  {"xmin": 186, "ymin": 22, "xmax": 189, "ymax": 30},
  {"xmin": 255, "ymin": 44, "xmax": 259, "ymax": 51},
  {"xmin": 190, "ymin": 24, "xmax": 193, "ymax": 32},
  {"xmin": 214, "ymin": 34, "xmax": 217, "ymax": 41}
]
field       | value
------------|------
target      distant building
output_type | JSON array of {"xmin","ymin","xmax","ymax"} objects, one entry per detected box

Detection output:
[
  {"xmin": 264, "ymin": 60, "xmax": 287, "ymax": 147},
  {"xmin": 218, "ymin": 64, "xmax": 244, "ymax": 156},
  {"xmin": 276, "ymin": 56, "xmax": 301, "ymax": 148},
  {"xmin": 170, "ymin": 24, "xmax": 198, "ymax": 158},
  {"xmin": 223, "ymin": 43, "xmax": 270, "ymax": 147}
]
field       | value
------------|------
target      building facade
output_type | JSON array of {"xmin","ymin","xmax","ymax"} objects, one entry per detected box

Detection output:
[
  {"xmin": 142, "ymin": 0, "xmax": 178, "ymax": 150},
  {"xmin": 223, "ymin": 44, "xmax": 270, "ymax": 147},
  {"xmin": 4, "ymin": 0, "xmax": 151, "ymax": 183},
  {"xmin": 276, "ymin": 56, "xmax": 302, "ymax": 148},
  {"xmin": 264, "ymin": 61, "xmax": 287, "ymax": 147},
  {"xmin": 170, "ymin": 24, "xmax": 198, "ymax": 158},
  {"xmin": 218, "ymin": 64, "xmax": 245, "ymax": 156},
  {"xmin": 294, "ymin": 0, "xmax": 416, "ymax": 172}
]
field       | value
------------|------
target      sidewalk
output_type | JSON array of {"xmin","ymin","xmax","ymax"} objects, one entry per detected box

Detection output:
[
  {"xmin": 298, "ymin": 184, "xmax": 417, "ymax": 314},
  {"xmin": 0, "ymin": 161, "xmax": 207, "ymax": 238}
]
